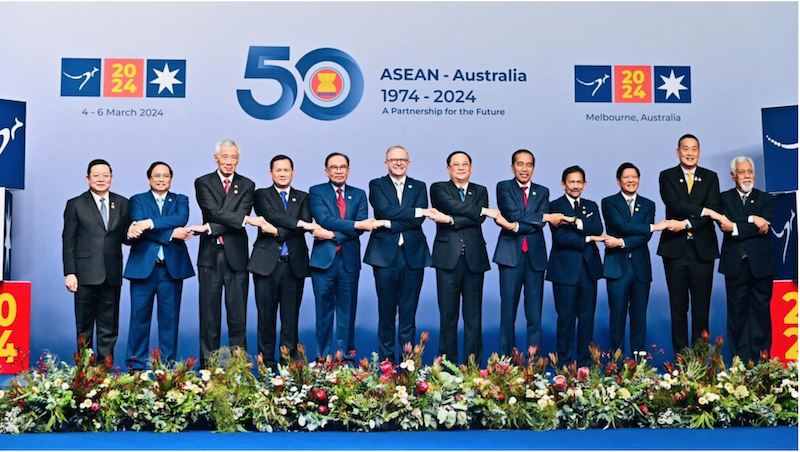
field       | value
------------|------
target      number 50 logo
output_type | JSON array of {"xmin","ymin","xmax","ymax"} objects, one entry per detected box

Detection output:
[{"xmin": 237, "ymin": 47, "xmax": 364, "ymax": 121}]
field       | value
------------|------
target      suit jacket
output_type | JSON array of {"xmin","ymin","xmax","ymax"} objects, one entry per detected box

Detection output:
[
  {"xmin": 492, "ymin": 179, "xmax": 549, "ymax": 271},
  {"xmin": 62, "ymin": 190, "xmax": 130, "ymax": 286},
  {"xmin": 194, "ymin": 171, "xmax": 255, "ymax": 271},
  {"xmin": 124, "ymin": 191, "xmax": 195, "ymax": 281},
  {"xmin": 308, "ymin": 183, "xmax": 368, "ymax": 272},
  {"xmin": 248, "ymin": 186, "xmax": 311, "ymax": 279},
  {"xmin": 430, "ymin": 180, "xmax": 491, "ymax": 273},
  {"xmin": 601, "ymin": 192, "xmax": 655, "ymax": 283},
  {"xmin": 546, "ymin": 195, "xmax": 603, "ymax": 285},
  {"xmin": 657, "ymin": 165, "xmax": 720, "ymax": 261},
  {"xmin": 718, "ymin": 188, "xmax": 776, "ymax": 279},
  {"xmin": 364, "ymin": 175, "xmax": 432, "ymax": 269}
]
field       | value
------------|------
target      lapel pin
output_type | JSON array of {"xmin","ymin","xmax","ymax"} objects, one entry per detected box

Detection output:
[
  {"xmin": 408, "ymin": 184, "xmax": 412, "ymax": 189},
  {"xmin": 635, "ymin": 207, "xmax": 640, "ymax": 212},
  {"xmin": 348, "ymin": 195, "xmax": 352, "ymax": 200},
  {"xmin": 168, "ymin": 198, "xmax": 173, "ymax": 202},
  {"xmin": 110, "ymin": 202, "xmax": 115, "ymax": 209},
  {"xmin": 532, "ymin": 191, "xmax": 536, "ymax": 196},
  {"xmin": 292, "ymin": 198, "xmax": 297, "ymax": 202},
  {"xmin": 468, "ymin": 191, "xmax": 472, "ymax": 196},
  {"xmin": 234, "ymin": 190, "xmax": 239, "ymax": 195},
  {"xmin": 750, "ymin": 199, "xmax": 755, "ymax": 204},
  {"xmin": 679, "ymin": 179, "xmax": 684, "ymax": 183},
  {"xmin": 697, "ymin": 177, "xmax": 702, "ymax": 182},
  {"xmin": 234, "ymin": 184, "xmax": 238, "ymax": 189}
]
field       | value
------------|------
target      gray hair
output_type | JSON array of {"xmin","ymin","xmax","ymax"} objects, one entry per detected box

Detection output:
[
  {"xmin": 385, "ymin": 145, "xmax": 409, "ymax": 159},
  {"xmin": 730, "ymin": 156, "xmax": 754, "ymax": 174},
  {"xmin": 215, "ymin": 139, "xmax": 239, "ymax": 156}
]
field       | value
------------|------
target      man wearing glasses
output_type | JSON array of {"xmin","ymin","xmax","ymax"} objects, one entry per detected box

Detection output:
[
  {"xmin": 364, "ymin": 146, "xmax": 433, "ymax": 363},
  {"xmin": 62, "ymin": 159, "xmax": 130, "ymax": 362},
  {"xmin": 309, "ymin": 153, "xmax": 378, "ymax": 359}
]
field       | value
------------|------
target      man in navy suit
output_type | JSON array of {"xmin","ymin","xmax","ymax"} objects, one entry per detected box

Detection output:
[
  {"xmin": 248, "ymin": 155, "xmax": 315, "ymax": 370},
  {"xmin": 124, "ymin": 162, "xmax": 195, "ymax": 370},
  {"xmin": 364, "ymin": 145, "xmax": 433, "ymax": 363},
  {"xmin": 309, "ymin": 152, "xmax": 377, "ymax": 358},
  {"xmin": 657, "ymin": 134, "xmax": 721, "ymax": 354},
  {"xmin": 62, "ymin": 159, "xmax": 130, "ymax": 362},
  {"xmin": 546, "ymin": 166, "xmax": 605, "ymax": 367},
  {"xmin": 428, "ymin": 151, "xmax": 496, "ymax": 364},
  {"xmin": 716, "ymin": 156, "xmax": 776, "ymax": 362},
  {"xmin": 492, "ymin": 150, "xmax": 565, "ymax": 357},
  {"xmin": 601, "ymin": 163, "xmax": 669, "ymax": 357}
]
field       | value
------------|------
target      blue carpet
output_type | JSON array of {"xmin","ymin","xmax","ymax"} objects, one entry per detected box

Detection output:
[{"xmin": 1, "ymin": 427, "xmax": 797, "ymax": 450}]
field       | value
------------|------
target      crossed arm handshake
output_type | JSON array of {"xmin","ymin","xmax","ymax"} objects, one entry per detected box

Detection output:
[{"xmin": 702, "ymin": 209, "xmax": 771, "ymax": 234}]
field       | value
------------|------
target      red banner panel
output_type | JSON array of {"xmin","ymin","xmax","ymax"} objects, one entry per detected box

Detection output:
[
  {"xmin": 0, "ymin": 282, "xmax": 30, "ymax": 374},
  {"xmin": 770, "ymin": 280, "xmax": 798, "ymax": 363}
]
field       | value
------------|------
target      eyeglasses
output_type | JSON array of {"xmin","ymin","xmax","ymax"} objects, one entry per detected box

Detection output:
[
  {"xmin": 89, "ymin": 173, "xmax": 111, "ymax": 181},
  {"xmin": 387, "ymin": 158, "xmax": 409, "ymax": 165},
  {"xmin": 449, "ymin": 163, "xmax": 470, "ymax": 169},
  {"xmin": 327, "ymin": 165, "xmax": 349, "ymax": 172}
]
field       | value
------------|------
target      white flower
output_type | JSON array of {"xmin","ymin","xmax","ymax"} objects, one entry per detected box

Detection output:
[
  {"xmin": 509, "ymin": 396, "xmax": 517, "ymax": 405},
  {"xmin": 200, "ymin": 370, "xmax": 211, "ymax": 382},
  {"xmin": 44, "ymin": 382, "xmax": 51, "ymax": 390},
  {"xmin": 80, "ymin": 398, "xmax": 92, "ymax": 409},
  {"xmin": 140, "ymin": 372, "xmax": 151, "ymax": 381},
  {"xmin": 271, "ymin": 377, "xmax": 284, "ymax": 387},
  {"xmin": 724, "ymin": 383, "xmax": 734, "ymax": 393},
  {"xmin": 0, "ymin": 390, "xmax": 5, "ymax": 398},
  {"xmin": 526, "ymin": 389, "xmax": 536, "ymax": 399},
  {"xmin": 400, "ymin": 360, "xmax": 415, "ymax": 372},
  {"xmin": 93, "ymin": 420, "xmax": 101, "ymax": 429},
  {"xmin": 155, "ymin": 370, "xmax": 165, "ymax": 375},
  {"xmin": 672, "ymin": 370, "xmax": 679, "ymax": 376},
  {"xmin": 54, "ymin": 379, "xmax": 62, "ymax": 387},
  {"xmin": 698, "ymin": 396, "xmax": 708, "ymax": 405},
  {"xmin": 516, "ymin": 378, "xmax": 525, "ymax": 384},
  {"xmin": 103, "ymin": 378, "xmax": 111, "ymax": 386},
  {"xmin": 309, "ymin": 362, "xmax": 316, "ymax": 369},
  {"xmin": 279, "ymin": 408, "xmax": 287, "ymax": 415},
  {"xmin": 791, "ymin": 390, "xmax": 798, "ymax": 399},
  {"xmin": 61, "ymin": 383, "xmax": 69, "ymax": 390},
  {"xmin": 215, "ymin": 367, "xmax": 225, "ymax": 375},
  {"xmin": 574, "ymin": 388, "xmax": 584, "ymax": 398},
  {"xmin": 88, "ymin": 389, "xmax": 97, "ymax": 398},
  {"xmin": 153, "ymin": 401, "xmax": 165, "ymax": 410},
  {"xmin": 717, "ymin": 371, "xmax": 728, "ymax": 380}
]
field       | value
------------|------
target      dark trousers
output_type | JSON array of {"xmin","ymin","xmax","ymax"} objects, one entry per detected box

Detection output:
[
  {"xmin": 311, "ymin": 252, "xmax": 359, "ymax": 358},
  {"xmin": 725, "ymin": 258, "xmax": 773, "ymax": 363},
  {"xmin": 126, "ymin": 265, "xmax": 183, "ymax": 370},
  {"xmin": 498, "ymin": 256, "xmax": 545, "ymax": 357},
  {"xmin": 436, "ymin": 255, "xmax": 484, "ymax": 364},
  {"xmin": 607, "ymin": 258, "xmax": 650, "ymax": 355},
  {"xmin": 553, "ymin": 263, "xmax": 597, "ymax": 367},
  {"xmin": 74, "ymin": 280, "xmax": 121, "ymax": 363},
  {"xmin": 198, "ymin": 247, "xmax": 249, "ymax": 368},
  {"xmin": 374, "ymin": 247, "xmax": 424, "ymax": 362},
  {"xmin": 663, "ymin": 240, "xmax": 714, "ymax": 354},
  {"xmin": 253, "ymin": 262, "xmax": 303, "ymax": 370}
]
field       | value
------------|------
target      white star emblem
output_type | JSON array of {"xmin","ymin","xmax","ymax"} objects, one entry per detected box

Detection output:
[
  {"xmin": 658, "ymin": 70, "xmax": 688, "ymax": 100},
  {"xmin": 150, "ymin": 63, "xmax": 182, "ymax": 94}
]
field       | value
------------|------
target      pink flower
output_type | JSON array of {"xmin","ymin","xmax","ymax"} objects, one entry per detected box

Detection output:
[
  {"xmin": 379, "ymin": 374, "xmax": 391, "ymax": 383},
  {"xmin": 316, "ymin": 389, "xmax": 327, "ymax": 402},
  {"xmin": 380, "ymin": 361, "xmax": 394, "ymax": 375},
  {"xmin": 577, "ymin": 366, "xmax": 590, "ymax": 382},
  {"xmin": 417, "ymin": 381, "xmax": 430, "ymax": 394},
  {"xmin": 479, "ymin": 369, "xmax": 489, "ymax": 379},
  {"xmin": 91, "ymin": 402, "xmax": 100, "ymax": 411},
  {"xmin": 318, "ymin": 405, "xmax": 328, "ymax": 414},
  {"xmin": 554, "ymin": 375, "xmax": 567, "ymax": 391},
  {"xmin": 639, "ymin": 405, "xmax": 649, "ymax": 415},
  {"xmin": 497, "ymin": 394, "xmax": 505, "ymax": 402}
]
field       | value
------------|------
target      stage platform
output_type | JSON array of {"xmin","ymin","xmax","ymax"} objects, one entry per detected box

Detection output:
[{"xmin": 3, "ymin": 427, "xmax": 797, "ymax": 450}]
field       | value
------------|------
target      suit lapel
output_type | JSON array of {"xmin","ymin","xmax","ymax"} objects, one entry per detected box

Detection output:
[
  {"xmin": 398, "ymin": 177, "xmax": 412, "ymax": 209},
  {"xmin": 221, "ymin": 173, "xmax": 238, "ymax": 210},
  {"xmin": 107, "ymin": 194, "xmax": 119, "ymax": 230},
  {"xmin": 83, "ymin": 191, "xmax": 106, "ymax": 230},
  {"xmin": 162, "ymin": 192, "xmax": 175, "ymax": 216},
  {"xmin": 344, "ymin": 184, "xmax": 356, "ymax": 218}
]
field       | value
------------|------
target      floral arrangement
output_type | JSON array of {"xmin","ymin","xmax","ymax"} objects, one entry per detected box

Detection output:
[{"xmin": 0, "ymin": 332, "xmax": 796, "ymax": 433}]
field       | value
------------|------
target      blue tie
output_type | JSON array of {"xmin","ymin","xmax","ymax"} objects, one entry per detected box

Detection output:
[
  {"xmin": 280, "ymin": 191, "xmax": 289, "ymax": 257},
  {"xmin": 156, "ymin": 197, "xmax": 165, "ymax": 261},
  {"xmin": 459, "ymin": 187, "xmax": 466, "ymax": 202},
  {"xmin": 99, "ymin": 197, "xmax": 108, "ymax": 230}
]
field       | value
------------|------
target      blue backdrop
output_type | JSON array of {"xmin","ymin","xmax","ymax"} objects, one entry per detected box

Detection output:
[{"xmin": 0, "ymin": 2, "xmax": 796, "ymax": 368}]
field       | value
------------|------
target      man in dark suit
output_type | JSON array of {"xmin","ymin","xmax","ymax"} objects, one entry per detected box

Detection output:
[
  {"xmin": 188, "ymin": 139, "xmax": 273, "ymax": 367},
  {"xmin": 364, "ymin": 145, "xmax": 433, "ymax": 363},
  {"xmin": 248, "ymin": 155, "xmax": 315, "ymax": 370},
  {"xmin": 62, "ymin": 159, "xmax": 130, "ymax": 362},
  {"xmin": 716, "ymin": 156, "xmax": 776, "ymax": 362},
  {"xmin": 657, "ymin": 134, "xmax": 721, "ymax": 354},
  {"xmin": 123, "ymin": 161, "xmax": 195, "ymax": 370},
  {"xmin": 546, "ymin": 166, "xmax": 604, "ymax": 367},
  {"xmin": 601, "ymin": 163, "xmax": 669, "ymax": 357},
  {"xmin": 309, "ymin": 152, "xmax": 377, "ymax": 358},
  {"xmin": 492, "ymin": 150, "xmax": 564, "ymax": 357},
  {"xmin": 428, "ymin": 151, "xmax": 494, "ymax": 364}
]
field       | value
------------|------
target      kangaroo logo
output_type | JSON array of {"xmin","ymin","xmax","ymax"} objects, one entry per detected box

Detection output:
[
  {"xmin": 576, "ymin": 73, "xmax": 609, "ymax": 97},
  {"xmin": 63, "ymin": 67, "xmax": 99, "ymax": 91},
  {"xmin": 0, "ymin": 118, "xmax": 23, "ymax": 157},
  {"xmin": 772, "ymin": 209, "xmax": 795, "ymax": 263}
]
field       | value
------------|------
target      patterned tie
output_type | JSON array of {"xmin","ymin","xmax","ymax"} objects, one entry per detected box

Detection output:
[
  {"xmin": 336, "ymin": 188, "xmax": 345, "ymax": 251},
  {"xmin": 741, "ymin": 194, "xmax": 747, "ymax": 205},
  {"xmin": 459, "ymin": 187, "xmax": 466, "ymax": 202},
  {"xmin": 99, "ymin": 197, "xmax": 108, "ymax": 230},
  {"xmin": 219, "ymin": 179, "xmax": 231, "ymax": 245},
  {"xmin": 521, "ymin": 186, "xmax": 528, "ymax": 252},
  {"xmin": 686, "ymin": 172, "xmax": 694, "ymax": 194},
  {"xmin": 627, "ymin": 198, "xmax": 634, "ymax": 217},
  {"xmin": 280, "ymin": 191, "xmax": 289, "ymax": 257},
  {"xmin": 156, "ymin": 197, "xmax": 165, "ymax": 261}
]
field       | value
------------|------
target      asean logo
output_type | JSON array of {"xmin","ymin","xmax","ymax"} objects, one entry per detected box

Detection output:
[{"xmin": 310, "ymin": 67, "xmax": 344, "ymax": 102}]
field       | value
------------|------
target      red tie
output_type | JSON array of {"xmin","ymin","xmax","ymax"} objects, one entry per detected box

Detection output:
[
  {"xmin": 219, "ymin": 179, "xmax": 231, "ymax": 245},
  {"xmin": 521, "ymin": 186, "xmax": 528, "ymax": 252},
  {"xmin": 336, "ymin": 188, "xmax": 345, "ymax": 251}
]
